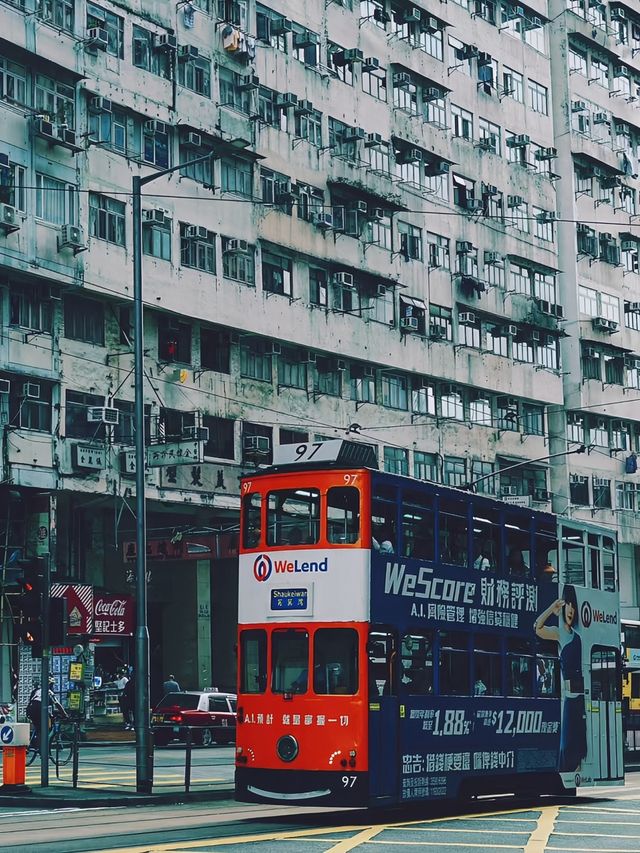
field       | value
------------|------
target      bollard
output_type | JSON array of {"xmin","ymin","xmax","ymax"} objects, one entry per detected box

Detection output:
[
  {"xmin": 184, "ymin": 727, "xmax": 192, "ymax": 794},
  {"xmin": 0, "ymin": 723, "xmax": 31, "ymax": 792}
]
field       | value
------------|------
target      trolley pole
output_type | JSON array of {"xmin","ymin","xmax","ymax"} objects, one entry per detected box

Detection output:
[{"xmin": 132, "ymin": 151, "xmax": 214, "ymax": 795}]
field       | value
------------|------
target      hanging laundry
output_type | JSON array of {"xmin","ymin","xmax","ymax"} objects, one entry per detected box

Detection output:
[{"xmin": 222, "ymin": 25, "xmax": 240, "ymax": 52}]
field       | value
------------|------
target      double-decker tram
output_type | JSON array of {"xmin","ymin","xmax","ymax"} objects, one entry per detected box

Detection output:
[{"xmin": 235, "ymin": 440, "xmax": 623, "ymax": 807}]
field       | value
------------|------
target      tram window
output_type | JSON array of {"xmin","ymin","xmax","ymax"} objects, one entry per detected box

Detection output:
[
  {"xmin": 267, "ymin": 488, "xmax": 320, "ymax": 546},
  {"xmin": 313, "ymin": 628, "xmax": 358, "ymax": 695},
  {"xmin": 272, "ymin": 629, "xmax": 309, "ymax": 694},
  {"xmin": 505, "ymin": 520, "xmax": 531, "ymax": 578},
  {"xmin": 439, "ymin": 499, "xmax": 468, "ymax": 568},
  {"xmin": 603, "ymin": 537, "xmax": 617, "ymax": 592},
  {"xmin": 242, "ymin": 492, "xmax": 262, "ymax": 548},
  {"xmin": 240, "ymin": 629, "xmax": 267, "ymax": 694},
  {"xmin": 562, "ymin": 527, "xmax": 585, "ymax": 586},
  {"xmin": 401, "ymin": 492, "xmax": 434, "ymax": 560},
  {"xmin": 471, "ymin": 513, "xmax": 499, "ymax": 573},
  {"xmin": 507, "ymin": 639, "xmax": 534, "ymax": 697},
  {"xmin": 368, "ymin": 629, "xmax": 397, "ymax": 697},
  {"xmin": 327, "ymin": 486, "xmax": 360, "ymax": 544},
  {"xmin": 591, "ymin": 648, "xmax": 620, "ymax": 701},
  {"xmin": 473, "ymin": 635, "xmax": 502, "ymax": 696},
  {"xmin": 534, "ymin": 523, "xmax": 558, "ymax": 582},
  {"xmin": 535, "ymin": 647, "xmax": 559, "ymax": 698},
  {"xmin": 400, "ymin": 632, "xmax": 433, "ymax": 695},
  {"xmin": 438, "ymin": 631, "xmax": 470, "ymax": 695},
  {"xmin": 588, "ymin": 534, "xmax": 601, "ymax": 589}
]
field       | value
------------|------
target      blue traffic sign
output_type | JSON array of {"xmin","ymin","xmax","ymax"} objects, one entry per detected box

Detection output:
[{"xmin": 0, "ymin": 724, "xmax": 14, "ymax": 744}]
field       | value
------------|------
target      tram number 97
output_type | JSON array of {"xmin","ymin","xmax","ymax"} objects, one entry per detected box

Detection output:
[{"xmin": 341, "ymin": 775, "xmax": 357, "ymax": 788}]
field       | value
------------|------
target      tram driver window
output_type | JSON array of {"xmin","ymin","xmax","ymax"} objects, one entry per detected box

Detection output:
[
  {"xmin": 267, "ymin": 488, "xmax": 320, "ymax": 546},
  {"xmin": 438, "ymin": 631, "xmax": 470, "ymax": 695},
  {"xmin": 400, "ymin": 632, "xmax": 433, "ymax": 695},
  {"xmin": 327, "ymin": 486, "xmax": 360, "ymax": 544},
  {"xmin": 242, "ymin": 492, "xmax": 262, "ymax": 549},
  {"xmin": 240, "ymin": 629, "xmax": 267, "ymax": 694},
  {"xmin": 272, "ymin": 629, "xmax": 309, "ymax": 694},
  {"xmin": 439, "ymin": 499, "xmax": 468, "ymax": 568},
  {"xmin": 313, "ymin": 628, "xmax": 358, "ymax": 695},
  {"xmin": 507, "ymin": 639, "xmax": 534, "ymax": 697}
]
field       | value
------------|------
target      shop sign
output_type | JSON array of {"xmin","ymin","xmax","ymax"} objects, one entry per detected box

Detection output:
[
  {"xmin": 93, "ymin": 594, "xmax": 135, "ymax": 636},
  {"xmin": 69, "ymin": 662, "xmax": 85, "ymax": 682},
  {"xmin": 146, "ymin": 440, "xmax": 203, "ymax": 468},
  {"xmin": 51, "ymin": 584, "xmax": 93, "ymax": 634},
  {"xmin": 627, "ymin": 648, "xmax": 640, "ymax": 665},
  {"xmin": 73, "ymin": 444, "xmax": 106, "ymax": 470}
]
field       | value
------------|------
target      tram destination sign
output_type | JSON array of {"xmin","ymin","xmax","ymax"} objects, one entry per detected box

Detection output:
[
  {"xmin": 270, "ymin": 588, "xmax": 309, "ymax": 611},
  {"xmin": 272, "ymin": 439, "xmax": 378, "ymax": 469}
]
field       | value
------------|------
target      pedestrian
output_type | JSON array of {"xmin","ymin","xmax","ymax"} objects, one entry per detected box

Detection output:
[
  {"xmin": 162, "ymin": 674, "xmax": 181, "ymax": 695},
  {"xmin": 120, "ymin": 673, "xmax": 135, "ymax": 730},
  {"xmin": 26, "ymin": 677, "xmax": 67, "ymax": 747}
]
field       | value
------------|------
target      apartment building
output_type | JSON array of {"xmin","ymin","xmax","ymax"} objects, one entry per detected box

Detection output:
[{"xmin": 0, "ymin": 0, "xmax": 639, "ymax": 695}]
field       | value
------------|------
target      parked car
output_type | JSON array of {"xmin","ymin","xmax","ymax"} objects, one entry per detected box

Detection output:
[{"xmin": 151, "ymin": 690, "xmax": 236, "ymax": 747}]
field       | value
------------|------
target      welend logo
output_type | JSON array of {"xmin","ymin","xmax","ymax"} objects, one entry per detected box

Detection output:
[{"xmin": 253, "ymin": 554, "xmax": 272, "ymax": 582}]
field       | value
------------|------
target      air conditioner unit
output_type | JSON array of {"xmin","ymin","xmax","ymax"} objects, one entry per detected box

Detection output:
[
  {"xmin": 600, "ymin": 176, "xmax": 621, "ymax": 190},
  {"xmin": 440, "ymin": 384, "xmax": 458, "ymax": 396},
  {"xmin": 336, "ymin": 359, "xmax": 347, "ymax": 371},
  {"xmin": 536, "ymin": 211, "xmax": 557, "ymax": 223},
  {"xmin": 89, "ymin": 96, "xmax": 112, "ymax": 115},
  {"xmin": 484, "ymin": 250, "xmax": 501, "ymax": 265},
  {"xmin": 428, "ymin": 160, "xmax": 449, "ymax": 175},
  {"xmin": 312, "ymin": 211, "xmax": 334, "ymax": 230},
  {"xmin": 533, "ymin": 489, "xmax": 550, "ymax": 502},
  {"xmin": 459, "ymin": 311, "xmax": 476, "ymax": 324},
  {"xmin": 58, "ymin": 224, "xmax": 85, "ymax": 250},
  {"xmin": 535, "ymin": 147, "xmax": 557, "ymax": 160},
  {"xmin": 272, "ymin": 18, "xmax": 293, "ymax": 35},
  {"xmin": 183, "ymin": 425, "xmax": 210, "ymax": 441},
  {"xmin": 0, "ymin": 203, "xmax": 18, "ymax": 233},
  {"xmin": 430, "ymin": 324, "xmax": 447, "ymax": 340},
  {"xmin": 614, "ymin": 65, "xmax": 629, "ymax": 78},
  {"xmin": 572, "ymin": 100, "xmax": 587, "ymax": 113},
  {"xmin": 57, "ymin": 126, "xmax": 77, "ymax": 148},
  {"xmin": 33, "ymin": 117, "xmax": 55, "ymax": 139},
  {"xmin": 482, "ymin": 183, "xmax": 498, "ymax": 197},
  {"xmin": 362, "ymin": 57, "xmax": 380, "ymax": 72},
  {"xmin": 627, "ymin": 301, "xmax": 640, "ymax": 312},
  {"xmin": 87, "ymin": 406, "xmax": 120, "ymax": 425},
  {"xmin": 393, "ymin": 72, "xmax": 412, "ymax": 88},
  {"xmin": 368, "ymin": 207, "xmax": 383, "ymax": 221},
  {"xmin": 86, "ymin": 27, "xmax": 108, "ymax": 50},
  {"xmin": 478, "ymin": 135, "xmax": 496, "ymax": 151},
  {"xmin": 142, "ymin": 209, "xmax": 166, "ymax": 226},
  {"xmin": 584, "ymin": 347, "xmax": 599, "ymax": 358},
  {"xmin": 365, "ymin": 132, "xmax": 383, "ymax": 148},
  {"xmin": 294, "ymin": 99, "xmax": 314, "ymax": 115},
  {"xmin": 293, "ymin": 29, "xmax": 319, "ymax": 49},
  {"xmin": 344, "ymin": 49, "xmax": 364, "ymax": 63},
  {"xmin": 239, "ymin": 74, "xmax": 260, "ymax": 91},
  {"xmin": 423, "ymin": 87, "xmax": 442, "ymax": 102},
  {"xmin": 457, "ymin": 240, "xmax": 473, "ymax": 254},
  {"xmin": 527, "ymin": 15, "xmax": 543, "ymax": 29},
  {"xmin": 182, "ymin": 131, "xmax": 202, "ymax": 148},
  {"xmin": 363, "ymin": 366, "xmax": 375, "ymax": 378},
  {"xmin": 22, "ymin": 382, "xmax": 40, "ymax": 399},
  {"xmin": 402, "ymin": 148, "xmax": 423, "ymax": 164},
  {"xmin": 144, "ymin": 119, "xmax": 168, "ymax": 136},
  {"xmin": 276, "ymin": 92, "xmax": 298, "ymax": 109},
  {"xmin": 501, "ymin": 486, "xmax": 518, "ymax": 496},
  {"xmin": 506, "ymin": 324, "xmax": 518, "ymax": 336},
  {"xmin": 462, "ymin": 44, "xmax": 479, "ymax": 59},
  {"xmin": 401, "ymin": 316, "xmax": 419, "ymax": 331},
  {"xmin": 186, "ymin": 225, "xmax": 208, "ymax": 240},
  {"xmin": 178, "ymin": 45, "xmax": 199, "ymax": 61},
  {"xmin": 225, "ymin": 238, "xmax": 250, "ymax": 253},
  {"xmin": 512, "ymin": 134, "xmax": 530, "ymax": 146},
  {"xmin": 401, "ymin": 7, "xmax": 422, "ymax": 23},
  {"xmin": 0, "ymin": 378, "xmax": 9, "ymax": 395},
  {"xmin": 593, "ymin": 113, "xmax": 609, "ymax": 125},
  {"xmin": 244, "ymin": 435, "xmax": 271, "ymax": 454},
  {"xmin": 614, "ymin": 121, "xmax": 630, "ymax": 135},
  {"xmin": 275, "ymin": 179, "xmax": 296, "ymax": 201},
  {"xmin": 536, "ymin": 299, "xmax": 551, "ymax": 314},
  {"xmin": 350, "ymin": 200, "xmax": 369, "ymax": 215},
  {"xmin": 531, "ymin": 330, "xmax": 541, "ymax": 342},
  {"xmin": 477, "ymin": 51, "xmax": 492, "ymax": 67},
  {"xmin": 154, "ymin": 33, "xmax": 177, "ymax": 52},
  {"xmin": 464, "ymin": 199, "xmax": 484, "ymax": 213},
  {"xmin": 334, "ymin": 271, "xmax": 354, "ymax": 287},
  {"xmin": 342, "ymin": 126, "xmax": 365, "ymax": 142},
  {"xmin": 611, "ymin": 7, "xmax": 625, "ymax": 19},
  {"xmin": 593, "ymin": 316, "xmax": 616, "ymax": 332},
  {"xmin": 507, "ymin": 195, "xmax": 524, "ymax": 208},
  {"xmin": 424, "ymin": 16, "xmax": 440, "ymax": 32}
]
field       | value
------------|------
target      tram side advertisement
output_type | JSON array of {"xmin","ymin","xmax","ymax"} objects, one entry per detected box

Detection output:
[{"xmin": 371, "ymin": 556, "xmax": 620, "ymax": 799}]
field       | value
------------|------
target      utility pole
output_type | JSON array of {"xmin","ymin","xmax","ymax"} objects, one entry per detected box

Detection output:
[
  {"xmin": 132, "ymin": 151, "xmax": 214, "ymax": 794},
  {"xmin": 39, "ymin": 556, "xmax": 50, "ymax": 787}
]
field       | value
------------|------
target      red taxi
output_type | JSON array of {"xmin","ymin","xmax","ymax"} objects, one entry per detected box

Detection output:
[{"xmin": 151, "ymin": 690, "xmax": 237, "ymax": 746}]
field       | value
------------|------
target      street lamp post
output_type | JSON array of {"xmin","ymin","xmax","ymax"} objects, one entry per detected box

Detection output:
[{"xmin": 132, "ymin": 152, "xmax": 214, "ymax": 794}]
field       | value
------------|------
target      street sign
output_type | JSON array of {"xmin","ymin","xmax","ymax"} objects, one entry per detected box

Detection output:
[
  {"xmin": 146, "ymin": 439, "xmax": 204, "ymax": 468},
  {"xmin": 0, "ymin": 723, "xmax": 29, "ymax": 746}
]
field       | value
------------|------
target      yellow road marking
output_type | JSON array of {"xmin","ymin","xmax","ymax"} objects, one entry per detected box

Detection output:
[
  {"xmin": 524, "ymin": 805, "xmax": 559, "ymax": 853},
  {"xmin": 325, "ymin": 826, "xmax": 384, "ymax": 852}
]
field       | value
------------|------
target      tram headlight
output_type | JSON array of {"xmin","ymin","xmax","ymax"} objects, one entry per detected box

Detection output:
[{"xmin": 276, "ymin": 734, "xmax": 299, "ymax": 763}]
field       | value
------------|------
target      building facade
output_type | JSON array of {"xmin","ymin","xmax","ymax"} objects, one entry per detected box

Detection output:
[{"xmin": 0, "ymin": 0, "xmax": 639, "ymax": 700}]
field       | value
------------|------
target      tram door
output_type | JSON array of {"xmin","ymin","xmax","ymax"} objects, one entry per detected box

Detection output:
[
  {"xmin": 590, "ymin": 647, "xmax": 624, "ymax": 781},
  {"xmin": 368, "ymin": 630, "xmax": 399, "ymax": 801}
]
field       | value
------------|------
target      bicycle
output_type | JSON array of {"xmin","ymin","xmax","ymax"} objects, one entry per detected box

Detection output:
[{"xmin": 26, "ymin": 713, "xmax": 74, "ymax": 767}]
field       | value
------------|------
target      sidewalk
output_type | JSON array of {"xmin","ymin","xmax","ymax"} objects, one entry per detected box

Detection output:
[{"xmin": 0, "ymin": 781, "xmax": 235, "ymax": 808}]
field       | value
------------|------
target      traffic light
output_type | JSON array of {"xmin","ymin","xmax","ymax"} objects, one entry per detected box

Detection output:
[{"xmin": 16, "ymin": 560, "xmax": 44, "ymax": 659}]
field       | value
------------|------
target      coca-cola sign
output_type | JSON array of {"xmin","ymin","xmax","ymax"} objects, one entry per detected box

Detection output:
[{"xmin": 93, "ymin": 594, "xmax": 134, "ymax": 636}]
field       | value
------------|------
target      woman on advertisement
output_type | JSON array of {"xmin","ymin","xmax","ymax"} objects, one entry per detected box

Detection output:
[{"xmin": 534, "ymin": 584, "xmax": 587, "ymax": 773}]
